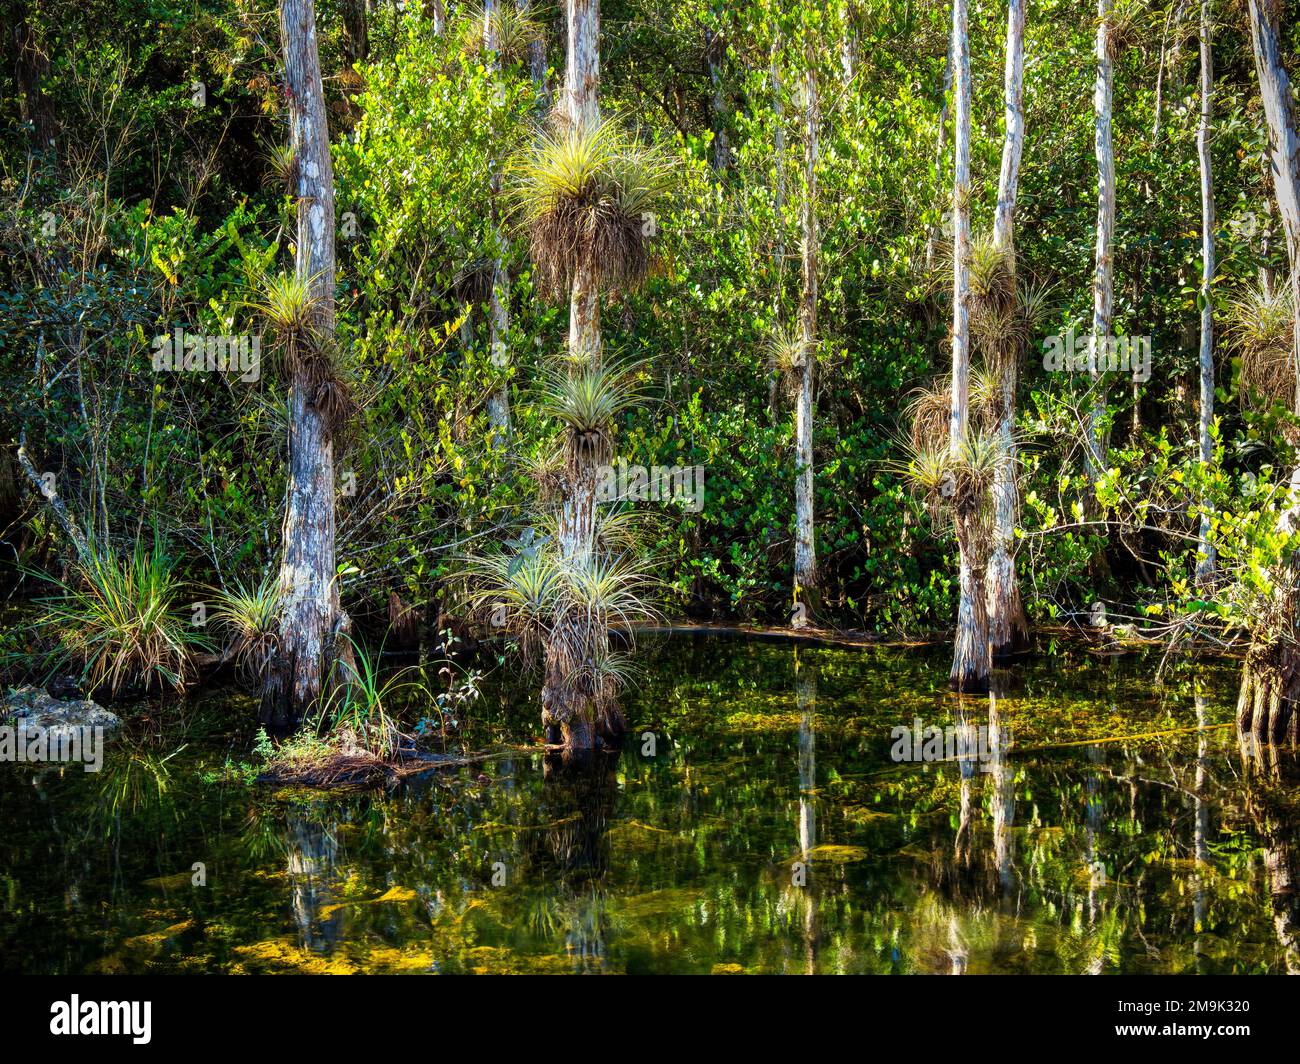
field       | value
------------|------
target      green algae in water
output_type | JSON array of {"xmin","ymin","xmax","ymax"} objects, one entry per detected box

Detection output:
[{"xmin": 1, "ymin": 635, "xmax": 1298, "ymax": 974}]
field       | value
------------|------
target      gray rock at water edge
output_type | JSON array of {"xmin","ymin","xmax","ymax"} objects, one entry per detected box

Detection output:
[{"xmin": 2, "ymin": 685, "xmax": 122, "ymax": 739}]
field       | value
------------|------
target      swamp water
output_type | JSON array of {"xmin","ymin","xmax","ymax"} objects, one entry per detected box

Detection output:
[{"xmin": 1, "ymin": 635, "xmax": 1297, "ymax": 974}]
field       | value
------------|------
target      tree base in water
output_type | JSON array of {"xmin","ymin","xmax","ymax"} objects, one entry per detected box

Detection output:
[{"xmin": 1237, "ymin": 641, "xmax": 1300, "ymax": 745}]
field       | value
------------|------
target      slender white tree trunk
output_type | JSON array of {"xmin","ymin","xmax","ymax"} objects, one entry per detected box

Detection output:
[
  {"xmin": 484, "ymin": 0, "xmax": 512, "ymax": 447},
  {"xmin": 267, "ymin": 0, "xmax": 349, "ymax": 729},
  {"xmin": 1237, "ymin": 0, "xmax": 1300, "ymax": 746},
  {"xmin": 1195, "ymin": 0, "xmax": 1216, "ymax": 584},
  {"xmin": 768, "ymin": 40, "xmax": 786, "ymax": 419},
  {"xmin": 925, "ymin": 36, "xmax": 955, "ymax": 272},
  {"xmin": 792, "ymin": 37, "xmax": 818, "ymax": 625},
  {"xmin": 1086, "ymin": 0, "xmax": 1115, "ymax": 481},
  {"xmin": 544, "ymin": 0, "xmax": 605, "ymax": 752},
  {"xmin": 516, "ymin": 0, "xmax": 549, "ymax": 107},
  {"xmin": 1247, "ymin": 0, "xmax": 1300, "ymax": 404},
  {"xmin": 949, "ymin": 0, "xmax": 988, "ymax": 691},
  {"xmin": 561, "ymin": 0, "xmax": 600, "ymax": 130},
  {"xmin": 987, "ymin": 0, "xmax": 1029, "ymax": 657}
]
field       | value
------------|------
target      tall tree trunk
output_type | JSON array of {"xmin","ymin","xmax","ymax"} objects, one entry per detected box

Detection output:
[
  {"xmin": 11, "ymin": 5, "xmax": 57, "ymax": 156},
  {"xmin": 342, "ymin": 0, "xmax": 369, "ymax": 64},
  {"xmin": 517, "ymin": 0, "xmax": 549, "ymax": 109},
  {"xmin": 792, "ymin": 35, "xmax": 818, "ymax": 626},
  {"xmin": 839, "ymin": 2, "xmax": 858, "ymax": 83},
  {"xmin": 1195, "ymin": 0, "xmax": 1215, "ymax": 585},
  {"xmin": 949, "ymin": 0, "xmax": 988, "ymax": 692},
  {"xmin": 986, "ymin": 0, "xmax": 1029, "ymax": 658},
  {"xmin": 542, "ymin": 0, "xmax": 607, "ymax": 754},
  {"xmin": 263, "ymin": 0, "xmax": 350, "ymax": 730},
  {"xmin": 560, "ymin": 0, "xmax": 600, "ymax": 130},
  {"xmin": 1248, "ymin": 0, "xmax": 1300, "ymax": 397},
  {"xmin": 1237, "ymin": 0, "xmax": 1300, "ymax": 745},
  {"xmin": 925, "ymin": 35, "xmax": 955, "ymax": 272},
  {"xmin": 1085, "ymin": 0, "xmax": 1115, "ymax": 482},
  {"xmin": 705, "ymin": 20, "xmax": 729, "ymax": 172},
  {"xmin": 768, "ymin": 39, "xmax": 786, "ymax": 421},
  {"xmin": 485, "ymin": 0, "xmax": 512, "ymax": 447},
  {"xmin": 430, "ymin": 0, "xmax": 447, "ymax": 36}
]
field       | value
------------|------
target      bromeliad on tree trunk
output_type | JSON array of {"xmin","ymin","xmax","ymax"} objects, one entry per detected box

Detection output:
[{"xmin": 503, "ymin": 0, "xmax": 674, "ymax": 753}]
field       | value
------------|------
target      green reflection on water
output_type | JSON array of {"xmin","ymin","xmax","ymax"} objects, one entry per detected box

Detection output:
[{"xmin": 1, "ymin": 635, "xmax": 1297, "ymax": 974}]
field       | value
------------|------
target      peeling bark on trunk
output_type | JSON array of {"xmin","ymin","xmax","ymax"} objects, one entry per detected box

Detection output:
[
  {"xmin": 1086, "ymin": 0, "xmax": 1115, "ymax": 482},
  {"xmin": 560, "ymin": 0, "xmax": 600, "ymax": 131},
  {"xmin": 949, "ymin": 0, "xmax": 988, "ymax": 693},
  {"xmin": 1195, "ymin": 0, "xmax": 1216, "ymax": 585},
  {"xmin": 792, "ymin": 41, "xmax": 818, "ymax": 625},
  {"xmin": 1238, "ymin": 0, "xmax": 1300, "ymax": 747},
  {"xmin": 264, "ymin": 0, "xmax": 350, "ymax": 732},
  {"xmin": 986, "ymin": 0, "xmax": 1030, "ymax": 659}
]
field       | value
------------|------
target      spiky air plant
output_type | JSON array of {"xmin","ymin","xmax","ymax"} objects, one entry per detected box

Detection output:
[
  {"xmin": 906, "ymin": 369, "xmax": 1000, "ymax": 451},
  {"xmin": 968, "ymin": 232, "xmax": 1015, "ymax": 306},
  {"xmin": 210, "ymin": 573, "xmax": 281, "ymax": 687},
  {"xmin": 1103, "ymin": 0, "xmax": 1151, "ymax": 59},
  {"xmin": 547, "ymin": 548, "xmax": 658, "ymax": 732},
  {"xmin": 459, "ymin": 519, "xmax": 659, "ymax": 726},
  {"xmin": 461, "ymin": 546, "xmax": 565, "ymax": 664},
  {"xmin": 260, "ymin": 142, "xmax": 299, "ymax": 191},
  {"xmin": 456, "ymin": 2, "xmax": 544, "ymax": 65},
  {"xmin": 895, "ymin": 431, "xmax": 1007, "ymax": 548},
  {"xmin": 765, "ymin": 322, "xmax": 808, "ymax": 396},
  {"xmin": 520, "ymin": 444, "xmax": 567, "ymax": 501},
  {"xmin": 540, "ymin": 359, "xmax": 644, "ymax": 471},
  {"xmin": 247, "ymin": 271, "xmax": 320, "ymax": 372},
  {"xmin": 508, "ymin": 117, "xmax": 674, "ymax": 300},
  {"xmin": 1226, "ymin": 282, "xmax": 1296, "ymax": 412}
]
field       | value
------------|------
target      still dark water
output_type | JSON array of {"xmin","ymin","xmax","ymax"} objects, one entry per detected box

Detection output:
[{"xmin": 2, "ymin": 635, "xmax": 1298, "ymax": 974}]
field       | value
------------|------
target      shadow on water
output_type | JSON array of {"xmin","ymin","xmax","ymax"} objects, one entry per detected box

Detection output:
[{"xmin": 1, "ymin": 634, "xmax": 1299, "ymax": 973}]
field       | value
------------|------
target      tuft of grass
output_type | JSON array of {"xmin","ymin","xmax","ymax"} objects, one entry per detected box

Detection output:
[
  {"xmin": 323, "ymin": 638, "xmax": 431, "ymax": 759},
  {"xmin": 38, "ymin": 536, "xmax": 204, "ymax": 696}
]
